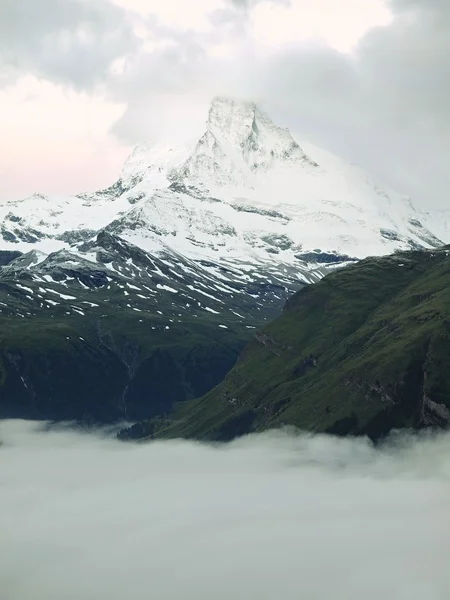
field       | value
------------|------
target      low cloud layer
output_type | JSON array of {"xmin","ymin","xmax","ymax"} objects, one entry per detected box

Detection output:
[{"xmin": 1, "ymin": 420, "xmax": 449, "ymax": 600}]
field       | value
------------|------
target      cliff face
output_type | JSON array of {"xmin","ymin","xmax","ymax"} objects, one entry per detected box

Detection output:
[{"xmin": 125, "ymin": 246, "xmax": 450, "ymax": 441}]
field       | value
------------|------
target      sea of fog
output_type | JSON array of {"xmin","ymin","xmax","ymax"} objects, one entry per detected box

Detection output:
[{"xmin": 1, "ymin": 420, "xmax": 449, "ymax": 600}]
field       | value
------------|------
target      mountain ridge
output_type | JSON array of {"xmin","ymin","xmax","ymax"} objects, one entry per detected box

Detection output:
[
  {"xmin": 1, "ymin": 96, "xmax": 448, "ymax": 425},
  {"xmin": 1, "ymin": 96, "xmax": 446, "ymax": 264}
]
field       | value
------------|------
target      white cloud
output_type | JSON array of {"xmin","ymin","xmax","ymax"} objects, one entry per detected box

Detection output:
[
  {"xmin": 250, "ymin": 0, "xmax": 392, "ymax": 53},
  {"xmin": 1, "ymin": 420, "xmax": 449, "ymax": 600}
]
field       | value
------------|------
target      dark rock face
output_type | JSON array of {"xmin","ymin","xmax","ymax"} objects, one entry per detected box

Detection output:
[
  {"xmin": 0, "ymin": 251, "xmax": 22, "ymax": 267},
  {"xmin": 119, "ymin": 343, "xmax": 240, "ymax": 422},
  {"xmin": 380, "ymin": 229, "xmax": 401, "ymax": 242},
  {"xmin": 122, "ymin": 350, "xmax": 188, "ymax": 420},
  {"xmin": 56, "ymin": 229, "xmax": 97, "ymax": 244},
  {"xmin": 0, "ymin": 326, "xmax": 246, "ymax": 424},
  {"xmin": 0, "ymin": 225, "xmax": 45, "ymax": 244},
  {"xmin": 294, "ymin": 251, "xmax": 354, "ymax": 264},
  {"xmin": 0, "ymin": 346, "xmax": 129, "ymax": 422}
]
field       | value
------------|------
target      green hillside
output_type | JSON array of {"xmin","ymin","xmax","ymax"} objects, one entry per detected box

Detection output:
[{"xmin": 123, "ymin": 247, "xmax": 450, "ymax": 441}]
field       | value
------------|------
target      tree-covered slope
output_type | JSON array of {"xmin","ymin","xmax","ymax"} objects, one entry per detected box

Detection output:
[{"xmin": 124, "ymin": 247, "xmax": 450, "ymax": 441}]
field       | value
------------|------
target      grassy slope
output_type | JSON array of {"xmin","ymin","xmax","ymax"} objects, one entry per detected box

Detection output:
[{"xmin": 142, "ymin": 248, "xmax": 450, "ymax": 441}]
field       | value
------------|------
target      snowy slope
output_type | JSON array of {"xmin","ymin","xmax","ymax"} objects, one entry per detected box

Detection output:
[
  {"xmin": 420, "ymin": 208, "xmax": 450, "ymax": 245},
  {"xmin": 0, "ymin": 97, "xmax": 445, "ymax": 276},
  {"xmin": 0, "ymin": 232, "xmax": 335, "ymax": 327},
  {"xmin": 105, "ymin": 98, "xmax": 444, "ymax": 269}
]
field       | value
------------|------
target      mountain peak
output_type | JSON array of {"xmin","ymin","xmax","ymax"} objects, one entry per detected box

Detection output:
[
  {"xmin": 206, "ymin": 96, "xmax": 261, "ymax": 154},
  {"xmin": 207, "ymin": 96, "xmax": 257, "ymax": 132},
  {"xmin": 117, "ymin": 97, "xmax": 315, "ymax": 193},
  {"xmin": 0, "ymin": 94, "xmax": 447, "ymax": 271},
  {"xmin": 188, "ymin": 95, "xmax": 312, "ymax": 181},
  {"xmin": 206, "ymin": 96, "xmax": 277, "ymax": 146}
]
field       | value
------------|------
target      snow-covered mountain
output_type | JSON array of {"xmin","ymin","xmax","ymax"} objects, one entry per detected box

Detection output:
[
  {"xmin": 1, "ymin": 96, "xmax": 448, "ymax": 424},
  {"xmin": 0, "ymin": 96, "xmax": 446, "ymax": 287}
]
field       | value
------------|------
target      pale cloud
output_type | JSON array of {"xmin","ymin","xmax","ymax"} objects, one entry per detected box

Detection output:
[
  {"xmin": 0, "ymin": 77, "xmax": 131, "ymax": 200},
  {"xmin": 112, "ymin": 0, "xmax": 225, "ymax": 30},
  {"xmin": 250, "ymin": 0, "xmax": 392, "ymax": 53},
  {"xmin": 1, "ymin": 420, "xmax": 449, "ymax": 599},
  {"xmin": 0, "ymin": 0, "xmax": 138, "ymax": 89}
]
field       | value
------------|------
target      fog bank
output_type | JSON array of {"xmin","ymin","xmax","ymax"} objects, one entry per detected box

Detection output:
[{"xmin": 1, "ymin": 420, "xmax": 449, "ymax": 600}]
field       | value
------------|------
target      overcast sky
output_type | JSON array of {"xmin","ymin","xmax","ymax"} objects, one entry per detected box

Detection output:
[{"xmin": 0, "ymin": 0, "xmax": 449, "ymax": 210}]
